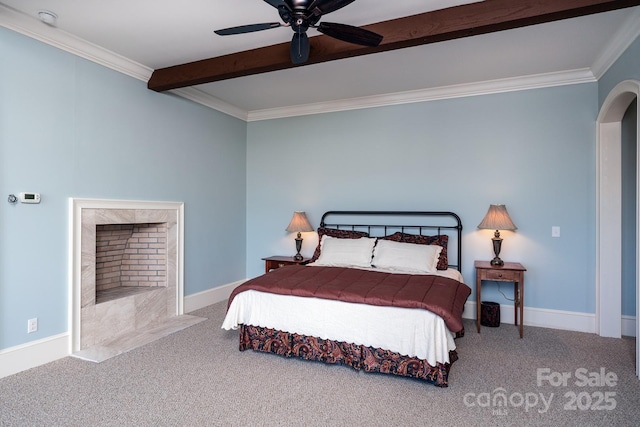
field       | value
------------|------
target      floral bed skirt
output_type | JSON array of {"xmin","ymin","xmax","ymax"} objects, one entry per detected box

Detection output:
[{"xmin": 238, "ymin": 324, "xmax": 457, "ymax": 387}]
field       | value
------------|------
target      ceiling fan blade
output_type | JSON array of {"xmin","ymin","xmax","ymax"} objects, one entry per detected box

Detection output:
[
  {"xmin": 317, "ymin": 22, "xmax": 383, "ymax": 47},
  {"xmin": 308, "ymin": 0, "xmax": 357, "ymax": 16},
  {"xmin": 290, "ymin": 32, "xmax": 310, "ymax": 64},
  {"xmin": 215, "ymin": 22, "xmax": 281, "ymax": 36}
]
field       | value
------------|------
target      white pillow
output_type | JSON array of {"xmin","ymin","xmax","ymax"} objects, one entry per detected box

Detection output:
[
  {"xmin": 313, "ymin": 235, "xmax": 376, "ymax": 268},
  {"xmin": 371, "ymin": 239, "xmax": 442, "ymax": 273}
]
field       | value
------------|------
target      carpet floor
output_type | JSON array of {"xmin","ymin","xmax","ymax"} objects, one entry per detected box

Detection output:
[{"xmin": 0, "ymin": 301, "xmax": 638, "ymax": 426}]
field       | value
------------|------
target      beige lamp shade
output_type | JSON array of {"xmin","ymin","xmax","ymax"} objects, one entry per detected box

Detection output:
[
  {"xmin": 478, "ymin": 204, "xmax": 517, "ymax": 231},
  {"xmin": 285, "ymin": 211, "xmax": 313, "ymax": 233}
]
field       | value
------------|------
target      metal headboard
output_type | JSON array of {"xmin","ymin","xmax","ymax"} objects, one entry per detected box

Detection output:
[{"xmin": 319, "ymin": 211, "xmax": 463, "ymax": 271}]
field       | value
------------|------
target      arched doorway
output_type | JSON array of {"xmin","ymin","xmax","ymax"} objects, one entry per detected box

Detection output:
[{"xmin": 596, "ymin": 79, "xmax": 640, "ymax": 378}]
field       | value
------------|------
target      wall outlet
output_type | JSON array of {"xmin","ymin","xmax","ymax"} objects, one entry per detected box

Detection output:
[
  {"xmin": 27, "ymin": 318, "xmax": 38, "ymax": 333},
  {"xmin": 552, "ymin": 226, "xmax": 561, "ymax": 237}
]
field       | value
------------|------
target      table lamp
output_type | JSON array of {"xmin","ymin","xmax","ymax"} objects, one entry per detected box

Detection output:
[
  {"xmin": 285, "ymin": 211, "xmax": 313, "ymax": 260},
  {"xmin": 478, "ymin": 204, "xmax": 517, "ymax": 266}
]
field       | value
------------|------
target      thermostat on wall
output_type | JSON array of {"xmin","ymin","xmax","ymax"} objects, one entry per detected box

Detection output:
[{"xmin": 19, "ymin": 192, "xmax": 41, "ymax": 204}]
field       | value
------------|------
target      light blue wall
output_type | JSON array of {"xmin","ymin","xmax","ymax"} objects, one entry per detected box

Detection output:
[
  {"xmin": 3, "ymin": 20, "xmax": 638, "ymax": 354},
  {"xmin": 247, "ymin": 84, "xmax": 598, "ymax": 314},
  {"xmin": 0, "ymin": 27, "xmax": 247, "ymax": 350},
  {"xmin": 599, "ymin": 36, "xmax": 640, "ymax": 106}
]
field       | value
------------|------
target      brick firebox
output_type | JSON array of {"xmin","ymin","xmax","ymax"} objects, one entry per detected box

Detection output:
[{"xmin": 95, "ymin": 223, "xmax": 167, "ymax": 298}]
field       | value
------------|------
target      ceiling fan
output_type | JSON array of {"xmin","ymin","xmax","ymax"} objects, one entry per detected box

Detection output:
[{"xmin": 214, "ymin": 0, "xmax": 384, "ymax": 64}]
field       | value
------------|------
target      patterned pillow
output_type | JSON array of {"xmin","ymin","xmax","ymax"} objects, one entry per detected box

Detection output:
[
  {"xmin": 311, "ymin": 227, "xmax": 370, "ymax": 262},
  {"xmin": 382, "ymin": 232, "xmax": 449, "ymax": 270}
]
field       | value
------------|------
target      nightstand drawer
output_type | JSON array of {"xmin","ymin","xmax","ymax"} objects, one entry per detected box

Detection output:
[
  {"xmin": 262, "ymin": 256, "xmax": 310, "ymax": 273},
  {"xmin": 269, "ymin": 260, "xmax": 289, "ymax": 269},
  {"xmin": 483, "ymin": 269, "xmax": 517, "ymax": 281}
]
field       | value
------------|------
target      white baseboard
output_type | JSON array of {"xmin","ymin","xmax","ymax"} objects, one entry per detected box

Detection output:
[
  {"xmin": 622, "ymin": 315, "xmax": 637, "ymax": 337},
  {"xmin": 463, "ymin": 302, "xmax": 614, "ymax": 335},
  {"xmin": 0, "ymin": 333, "xmax": 69, "ymax": 379},
  {"xmin": 1, "ymin": 289, "xmax": 634, "ymax": 380},
  {"xmin": 183, "ymin": 280, "xmax": 244, "ymax": 313},
  {"xmin": 0, "ymin": 280, "xmax": 245, "ymax": 380}
]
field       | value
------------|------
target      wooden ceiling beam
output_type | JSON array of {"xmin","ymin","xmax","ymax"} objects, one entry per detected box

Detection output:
[{"xmin": 148, "ymin": 0, "xmax": 640, "ymax": 92}]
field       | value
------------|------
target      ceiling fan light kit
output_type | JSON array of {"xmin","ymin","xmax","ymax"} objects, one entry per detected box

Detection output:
[{"xmin": 214, "ymin": 0, "xmax": 383, "ymax": 64}]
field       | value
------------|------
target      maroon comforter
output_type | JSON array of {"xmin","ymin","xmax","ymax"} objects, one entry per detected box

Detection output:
[{"xmin": 228, "ymin": 265, "xmax": 471, "ymax": 333}]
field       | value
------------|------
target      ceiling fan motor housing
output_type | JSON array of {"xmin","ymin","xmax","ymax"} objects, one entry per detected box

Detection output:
[
  {"xmin": 215, "ymin": 0, "xmax": 382, "ymax": 64},
  {"xmin": 287, "ymin": 0, "xmax": 311, "ymax": 11},
  {"xmin": 282, "ymin": 0, "xmax": 320, "ymax": 31}
]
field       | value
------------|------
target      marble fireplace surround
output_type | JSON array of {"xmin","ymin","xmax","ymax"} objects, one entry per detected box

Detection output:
[{"xmin": 69, "ymin": 198, "xmax": 204, "ymax": 362}]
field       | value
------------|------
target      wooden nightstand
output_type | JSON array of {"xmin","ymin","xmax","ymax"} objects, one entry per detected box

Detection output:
[
  {"xmin": 262, "ymin": 256, "xmax": 310, "ymax": 273},
  {"xmin": 475, "ymin": 260, "xmax": 527, "ymax": 338}
]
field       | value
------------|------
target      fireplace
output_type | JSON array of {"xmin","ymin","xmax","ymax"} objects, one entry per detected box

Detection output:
[
  {"xmin": 69, "ymin": 198, "xmax": 203, "ymax": 361},
  {"xmin": 95, "ymin": 223, "xmax": 167, "ymax": 303}
]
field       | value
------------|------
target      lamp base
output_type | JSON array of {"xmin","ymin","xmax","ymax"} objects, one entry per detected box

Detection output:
[
  {"xmin": 293, "ymin": 234, "xmax": 303, "ymax": 261},
  {"xmin": 490, "ymin": 257, "xmax": 504, "ymax": 266},
  {"xmin": 490, "ymin": 235, "xmax": 504, "ymax": 266}
]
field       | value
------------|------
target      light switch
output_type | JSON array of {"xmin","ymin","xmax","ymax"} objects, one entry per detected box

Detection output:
[{"xmin": 552, "ymin": 226, "xmax": 561, "ymax": 237}]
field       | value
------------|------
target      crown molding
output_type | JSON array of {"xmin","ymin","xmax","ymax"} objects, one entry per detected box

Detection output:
[
  {"xmin": 169, "ymin": 87, "xmax": 248, "ymax": 121},
  {"xmin": 1, "ymin": 3, "xmax": 637, "ymax": 123},
  {"xmin": 591, "ymin": 7, "xmax": 640, "ymax": 79},
  {"xmin": 0, "ymin": 4, "xmax": 151, "ymax": 82},
  {"xmin": 0, "ymin": 4, "xmax": 244, "ymax": 119},
  {"xmin": 247, "ymin": 69, "xmax": 597, "ymax": 121}
]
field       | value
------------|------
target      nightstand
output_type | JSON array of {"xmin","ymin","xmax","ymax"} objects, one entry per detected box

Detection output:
[
  {"xmin": 475, "ymin": 260, "xmax": 527, "ymax": 338},
  {"xmin": 262, "ymin": 256, "xmax": 310, "ymax": 273}
]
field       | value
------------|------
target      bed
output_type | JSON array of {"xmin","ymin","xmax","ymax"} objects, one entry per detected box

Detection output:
[{"xmin": 222, "ymin": 211, "xmax": 471, "ymax": 387}]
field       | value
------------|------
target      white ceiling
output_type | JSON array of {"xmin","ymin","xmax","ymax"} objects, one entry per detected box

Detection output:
[{"xmin": 1, "ymin": 1, "xmax": 640, "ymax": 121}]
